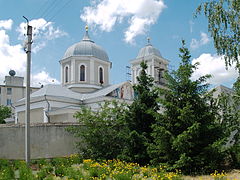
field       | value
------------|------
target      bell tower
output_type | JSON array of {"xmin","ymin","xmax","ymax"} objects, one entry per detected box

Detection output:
[{"xmin": 130, "ymin": 38, "xmax": 169, "ymax": 86}]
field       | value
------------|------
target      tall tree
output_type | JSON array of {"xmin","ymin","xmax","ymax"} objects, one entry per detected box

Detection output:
[
  {"xmin": 195, "ymin": 0, "xmax": 240, "ymax": 70},
  {"xmin": 148, "ymin": 41, "xmax": 226, "ymax": 174},
  {"xmin": 121, "ymin": 61, "xmax": 159, "ymax": 165},
  {"xmin": 0, "ymin": 105, "xmax": 11, "ymax": 124}
]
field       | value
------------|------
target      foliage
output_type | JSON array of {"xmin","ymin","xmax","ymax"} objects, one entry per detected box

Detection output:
[
  {"xmin": 121, "ymin": 61, "xmax": 160, "ymax": 165},
  {"xmin": 16, "ymin": 161, "xmax": 35, "ymax": 180},
  {"xmin": 68, "ymin": 101, "xmax": 129, "ymax": 160},
  {"xmin": 0, "ymin": 157, "xmax": 183, "ymax": 180},
  {"xmin": 216, "ymin": 78, "xmax": 240, "ymax": 168},
  {"xmin": 0, "ymin": 105, "xmax": 11, "ymax": 124},
  {"xmin": 195, "ymin": 0, "xmax": 240, "ymax": 70},
  {"xmin": 0, "ymin": 159, "xmax": 14, "ymax": 179},
  {"xmin": 69, "ymin": 62, "xmax": 159, "ymax": 165},
  {"xmin": 148, "ymin": 40, "xmax": 226, "ymax": 174}
]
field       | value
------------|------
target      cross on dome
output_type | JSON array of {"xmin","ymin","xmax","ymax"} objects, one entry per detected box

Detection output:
[
  {"xmin": 82, "ymin": 24, "xmax": 92, "ymax": 42},
  {"xmin": 147, "ymin": 37, "xmax": 151, "ymax": 45}
]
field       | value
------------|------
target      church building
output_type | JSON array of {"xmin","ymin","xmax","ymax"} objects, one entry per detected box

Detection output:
[{"xmin": 14, "ymin": 26, "xmax": 168, "ymax": 124}]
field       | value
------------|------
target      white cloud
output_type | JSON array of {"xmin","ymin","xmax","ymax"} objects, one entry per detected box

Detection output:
[
  {"xmin": 190, "ymin": 32, "xmax": 210, "ymax": 49},
  {"xmin": 80, "ymin": 0, "xmax": 166, "ymax": 43},
  {"xmin": 0, "ymin": 29, "xmax": 26, "ymax": 82},
  {"xmin": 0, "ymin": 19, "xmax": 60, "ymax": 86},
  {"xmin": 17, "ymin": 18, "xmax": 67, "ymax": 53},
  {"xmin": 192, "ymin": 53, "xmax": 238, "ymax": 85},
  {"xmin": 32, "ymin": 71, "xmax": 59, "ymax": 86},
  {"xmin": 0, "ymin": 19, "xmax": 13, "ymax": 30}
]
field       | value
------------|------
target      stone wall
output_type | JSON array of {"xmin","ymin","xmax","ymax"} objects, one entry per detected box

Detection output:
[{"xmin": 0, "ymin": 123, "xmax": 79, "ymax": 159}]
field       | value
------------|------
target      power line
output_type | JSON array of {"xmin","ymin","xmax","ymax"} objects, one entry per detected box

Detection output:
[
  {"xmin": 32, "ymin": 0, "xmax": 54, "ymax": 19},
  {"xmin": 39, "ymin": 0, "xmax": 60, "ymax": 20},
  {"xmin": 47, "ymin": 0, "xmax": 73, "ymax": 22},
  {"xmin": 35, "ymin": 0, "xmax": 73, "ymax": 31}
]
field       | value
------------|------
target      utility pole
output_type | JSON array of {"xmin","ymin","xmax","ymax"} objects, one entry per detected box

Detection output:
[{"xmin": 23, "ymin": 16, "xmax": 32, "ymax": 166}]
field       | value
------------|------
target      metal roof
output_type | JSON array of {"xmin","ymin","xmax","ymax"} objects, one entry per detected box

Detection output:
[
  {"xmin": 63, "ymin": 30, "xmax": 109, "ymax": 61},
  {"xmin": 83, "ymin": 82, "xmax": 130, "ymax": 100},
  {"xmin": 16, "ymin": 82, "xmax": 133, "ymax": 106},
  {"xmin": 137, "ymin": 44, "xmax": 162, "ymax": 59},
  {"xmin": 30, "ymin": 84, "xmax": 83, "ymax": 100}
]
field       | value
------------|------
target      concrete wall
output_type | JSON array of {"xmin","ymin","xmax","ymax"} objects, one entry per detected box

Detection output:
[
  {"xmin": 18, "ymin": 108, "xmax": 44, "ymax": 124},
  {"xmin": 51, "ymin": 113, "xmax": 77, "ymax": 123},
  {"xmin": 0, "ymin": 123, "xmax": 79, "ymax": 159}
]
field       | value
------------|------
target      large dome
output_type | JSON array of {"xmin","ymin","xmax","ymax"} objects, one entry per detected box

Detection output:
[
  {"xmin": 63, "ymin": 30, "xmax": 109, "ymax": 61},
  {"xmin": 137, "ymin": 44, "xmax": 162, "ymax": 59}
]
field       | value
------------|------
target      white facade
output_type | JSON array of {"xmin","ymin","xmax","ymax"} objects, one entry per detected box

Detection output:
[{"xmin": 14, "ymin": 27, "xmax": 134, "ymax": 124}]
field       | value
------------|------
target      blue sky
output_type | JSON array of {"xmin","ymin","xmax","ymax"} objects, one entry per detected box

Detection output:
[{"xmin": 0, "ymin": 0, "xmax": 238, "ymax": 87}]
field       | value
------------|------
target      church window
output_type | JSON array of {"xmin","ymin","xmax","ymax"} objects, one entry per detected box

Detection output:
[
  {"xmin": 80, "ymin": 65, "xmax": 85, "ymax": 81},
  {"xmin": 99, "ymin": 67, "xmax": 103, "ymax": 84},
  {"xmin": 65, "ymin": 66, "xmax": 69, "ymax": 83},
  {"xmin": 7, "ymin": 88, "xmax": 12, "ymax": 95},
  {"xmin": 7, "ymin": 99, "xmax": 11, "ymax": 106}
]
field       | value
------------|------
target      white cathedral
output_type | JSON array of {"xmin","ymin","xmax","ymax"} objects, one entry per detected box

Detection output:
[{"xmin": 14, "ymin": 26, "xmax": 168, "ymax": 124}]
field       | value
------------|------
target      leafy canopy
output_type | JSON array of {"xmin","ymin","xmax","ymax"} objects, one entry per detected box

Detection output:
[
  {"xmin": 0, "ymin": 105, "xmax": 11, "ymax": 124},
  {"xmin": 195, "ymin": 0, "xmax": 240, "ymax": 70},
  {"xmin": 67, "ymin": 101, "xmax": 129, "ymax": 160}
]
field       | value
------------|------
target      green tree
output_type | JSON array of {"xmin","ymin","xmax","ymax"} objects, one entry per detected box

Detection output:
[
  {"xmin": 195, "ymin": 0, "xmax": 240, "ymax": 69},
  {"xmin": 121, "ymin": 61, "xmax": 159, "ymax": 165},
  {"xmin": 195, "ymin": 0, "xmax": 240, "ymax": 169},
  {"xmin": 67, "ymin": 101, "xmax": 129, "ymax": 160},
  {"xmin": 148, "ymin": 41, "xmax": 226, "ymax": 174},
  {"xmin": 0, "ymin": 105, "xmax": 11, "ymax": 124}
]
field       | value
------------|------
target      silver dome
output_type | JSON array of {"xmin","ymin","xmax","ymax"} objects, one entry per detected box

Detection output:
[
  {"xmin": 137, "ymin": 44, "xmax": 162, "ymax": 59},
  {"xmin": 63, "ymin": 31, "xmax": 109, "ymax": 61}
]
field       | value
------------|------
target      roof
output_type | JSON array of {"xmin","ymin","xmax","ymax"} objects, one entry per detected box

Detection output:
[
  {"xmin": 16, "ymin": 82, "xmax": 133, "ymax": 105},
  {"xmin": 214, "ymin": 85, "xmax": 234, "ymax": 94},
  {"xmin": 211, "ymin": 84, "xmax": 235, "ymax": 98},
  {"xmin": 24, "ymin": 84, "xmax": 83, "ymax": 101},
  {"xmin": 136, "ymin": 43, "xmax": 162, "ymax": 59},
  {"xmin": 63, "ymin": 30, "xmax": 109, "ymax": 61},
  {"xmin": 83, "ymin": 81, "xmax": 131, "ymax": 100}
]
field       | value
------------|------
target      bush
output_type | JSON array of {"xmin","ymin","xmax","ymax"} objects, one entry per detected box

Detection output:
[
  {"xmin": 67, "ymin": 101, "xmax": 129, "ymax": 160},
  {"xmin": 0, "ymin": 105, "xmax": 11, "ymax": 124}
]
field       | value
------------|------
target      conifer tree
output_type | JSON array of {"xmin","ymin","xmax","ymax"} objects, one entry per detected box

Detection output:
[
  {"xmin": 122, "ymin": 61, "xmax": 159, "ymax": 165},
  {"xmin": 148, "ymin": 41, "xmax": 225, "ymax": 174}
]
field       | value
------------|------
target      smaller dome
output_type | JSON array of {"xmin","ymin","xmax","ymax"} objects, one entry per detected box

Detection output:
[
  {"xmin": 137, "ymin": 37, "xmax": 162, "ymax": 59},
  {"xmin": 137, "ymin": 44, "xmax": 162, "ymax": 59}
]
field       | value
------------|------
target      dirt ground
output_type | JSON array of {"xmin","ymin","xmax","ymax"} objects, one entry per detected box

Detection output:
[{"xmin": 183, "ymin": 169, "xmax": 240, "ymax": 180}]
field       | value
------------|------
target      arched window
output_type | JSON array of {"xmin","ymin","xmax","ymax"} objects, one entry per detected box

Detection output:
[
  {"xmin": 99, "ymin": 67, "xmax": 103, "ymax": 84},
  {"xmin": 65, "ymin": 66, "xmax": 69, "ymax": 83},
  {"xmin": 80, "ymin": 65, "xmax": 85, "ymax": 81}
]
